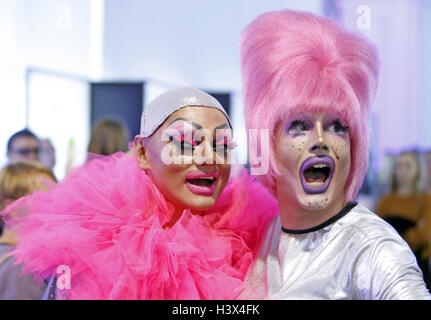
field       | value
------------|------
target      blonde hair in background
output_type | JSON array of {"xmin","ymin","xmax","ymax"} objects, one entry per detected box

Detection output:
[
  {"xmin": 87, "ymin": 118, "xmax": 130, "ymax": 156},
  {"xmin": 391, "ymin": 151, "xmax": 422, "ymax": 195},
  {"xmin": 0, "ymin": 161, "xmax": 57, "ymax": 210}
]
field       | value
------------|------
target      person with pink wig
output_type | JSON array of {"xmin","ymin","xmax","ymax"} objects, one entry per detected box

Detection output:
[{"xmin": 238, "ymin": 10, "xmax": 431, "ymax": 299}]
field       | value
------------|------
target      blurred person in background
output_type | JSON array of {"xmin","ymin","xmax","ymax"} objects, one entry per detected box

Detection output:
[
  {"xmin": 423, "ymin": 150, "xmax": 431, "ymax": 194},
  {"xmin": 6, "ymin": 129, "xmax": 40, "ymax": 164},
  {"xmin": 86, "ymin": 118, "xmax": 130, "ymax": 162},
  {"xmin": 0, "ymin": 161, "xmax": 57, "ymax": 299},
  {"xmin": 39, "ymin": 138, "xmax": 56, "ymax": 171},
  {"xmin": 376, "ymin": 151, "xmax": 431, "ymax": 290},
  {"xmin": 373, "ymin": 152, "xmax": 396, "ymax": 206}
]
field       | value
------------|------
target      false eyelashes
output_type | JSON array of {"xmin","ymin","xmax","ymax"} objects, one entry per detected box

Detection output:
[
  {"xmin": 289, "ymin": 120, "xmax": 310, "ymax": 130},
  {"xmin": 169, "ymin": 133, "xmax": 197, "ymax": 150},
  {"xmin": 329, "ymin": 119, "xmax": 349, "ymax": 133},
  {"xmin": 168, "ymin": 133, "xmax": 236, "ymax": 152},
  {"xmin": 286, "ymin": 118, "xmax": 349, "ymax": 136},
  {"xmin": 287, "ymin": 120, "xmax": 311, "ymax": 136}
]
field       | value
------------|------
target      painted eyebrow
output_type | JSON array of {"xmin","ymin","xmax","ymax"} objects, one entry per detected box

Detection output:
[
  {"xmin": 214, "ymin": 123, "xmax": 230, "ymax": 130},
  {"xmin": 167, "ymin": 118, "xmax": 202, "ymax": 130},
  {"xmin": 324, "ymin": 117, "xmax": 349, "ymax": 126},
  {"xmin": 214, "ymin": 123, "xmax": 232, "ymax": 142},
  {"xmin": 167, "ymin": 119, "xmax": 230, "ymax": 132}
]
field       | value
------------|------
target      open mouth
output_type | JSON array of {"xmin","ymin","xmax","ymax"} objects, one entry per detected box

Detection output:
[
  {"xmin": 185, "ymin": 171, "xmax": 219, "ymax": 196},
  {"xmin": 186, "ymin": 177, "xmax": 216, "ymax": 187},
  {"xmin": 300, "ymin": 156, "xmax": 335, "ymax": 194}
]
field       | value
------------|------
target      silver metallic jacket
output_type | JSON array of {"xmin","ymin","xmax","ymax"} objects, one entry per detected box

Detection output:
[{"xmin": 240, "ymin": 203, "xmax": 431, "ymax": 300}]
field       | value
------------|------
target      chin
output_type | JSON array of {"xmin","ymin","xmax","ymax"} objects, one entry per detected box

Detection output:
[
  {"xmin": 181, "ymin": 196, "xmax": 217, "ymax": 212},
  {"xmin": 298, "ymin": 193, "xmax": 332, "ymax": 211},
  {"xmin": 178, "ymin": 192, "xmax": 217, "ymax": 212},
  {"xmin": 301, "ymin": 196, "xmax": 329, "ymax": 211}
]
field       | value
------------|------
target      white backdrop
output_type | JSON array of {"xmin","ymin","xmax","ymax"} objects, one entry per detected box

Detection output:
[{"xmin": 27, "ymin": 70, "xmax": 90, "ymax": 180}]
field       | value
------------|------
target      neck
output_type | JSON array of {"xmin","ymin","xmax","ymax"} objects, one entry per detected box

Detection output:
[
  {"xmin": 278, "ymin": 192, "xmax": 347, "ymax": 231},
  {"xmin": 397, "ymin": 184, "xmax": 415, "ymax": 196}
]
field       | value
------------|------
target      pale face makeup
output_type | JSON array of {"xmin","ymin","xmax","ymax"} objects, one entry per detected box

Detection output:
[
  {"xmin": 134, "ymin": 106, "xmax": 233, "ymax": 217},
  {"xmin": 274, "ymin": 112, "xmax": 351, "ymax": 228}
]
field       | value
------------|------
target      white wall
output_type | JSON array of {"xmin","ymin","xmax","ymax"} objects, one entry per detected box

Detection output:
[
  {"xmin": 0, "ymin": 0, "xmax": 97, "ymax": 175},
  {"xmin": 0, "ymin": 0, "xmax": 26, "ymax": 167},
  {"xmin": 13, "ymin": 0, "xmax": 94, "ymax": 77},
  {"xmin": 339, "ymin": 0, "xmax": 431, "ymax": 170},
  {"xmin": 27, "ymin": 71, "xmax": 90, "ymax": 180},
  {"xmin": 103, "ymin": 0, "xmax": 323, "ymax": 90}
]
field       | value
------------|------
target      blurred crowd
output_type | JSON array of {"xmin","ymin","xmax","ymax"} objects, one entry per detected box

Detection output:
[
  {"xmin": 0, "ymin": 118, "xmax": 130, "ymax": 299},
  {"xmin": 371, "ymin": 150, "xmax": 431, "ymax": 290}
]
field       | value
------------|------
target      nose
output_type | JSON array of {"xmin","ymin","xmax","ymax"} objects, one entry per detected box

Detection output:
[
  {"xmin": 310, "ymin": 143, "xmax": 329, "ymax": 153},
  {"xmin": 193, "ymin": 139, "xmax": 215, "ymax": 166},
  {"xmin": 309, "ymin": 122, "xmax": 329, "ymax": 154}
]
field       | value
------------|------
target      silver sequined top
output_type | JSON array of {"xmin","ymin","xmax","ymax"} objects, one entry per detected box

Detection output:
[{"xmin": 240, "ymin": 203, "xmax": 431, "ymax": 300}]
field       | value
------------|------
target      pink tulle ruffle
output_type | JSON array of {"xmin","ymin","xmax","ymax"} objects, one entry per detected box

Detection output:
[{"xmin": 1, "ymin": 152, "xmax": 278, "ymax": 300}]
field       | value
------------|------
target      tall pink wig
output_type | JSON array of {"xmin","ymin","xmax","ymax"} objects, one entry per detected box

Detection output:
[{"xmin": 240, "ymin": 10, "xmax": 379, "ymax": 201}]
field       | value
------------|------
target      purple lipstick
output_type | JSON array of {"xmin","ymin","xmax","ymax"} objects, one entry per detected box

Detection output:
[{"xmin": 299, "ymin": 156, "xmax": 335, "ymax": 194}]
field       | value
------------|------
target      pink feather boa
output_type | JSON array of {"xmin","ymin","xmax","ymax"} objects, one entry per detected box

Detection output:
[{"xmin": 1, "ymin": 152, "xmax": 278, "ymax": 300}]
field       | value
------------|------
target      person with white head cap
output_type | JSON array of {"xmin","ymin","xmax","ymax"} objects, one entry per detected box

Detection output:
[
  {"xmin": 133, "ymin": 87, "xmax": 235, "ymax": 227},
  {"xmin": 0, "ymin": 87, "xmax": 278, "ymax": 300}
]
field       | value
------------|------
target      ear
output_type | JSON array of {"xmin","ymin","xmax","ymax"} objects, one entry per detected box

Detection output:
[{"xmin": 133, "ymin": 135, "xmax": 152, "ymax": 170}]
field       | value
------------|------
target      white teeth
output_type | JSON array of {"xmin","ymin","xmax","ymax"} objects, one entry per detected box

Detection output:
[
  {"xmin": 313, "ymin": 164, "xmax": 327, "ymax": 169},
  {"xmin": 307, "ymin": 182, "xmax": 324, "ymax": 187},
  {"xmin": 188, "ymin": 177, "xmax": 215, "ymax": 182}
]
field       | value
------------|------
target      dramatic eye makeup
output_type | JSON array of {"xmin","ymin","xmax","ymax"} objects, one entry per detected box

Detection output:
[
  {"xmin": 164, "ymin": 119, "xmax": 234, "ymax": 154},
  {"xmin": 325, "ymin": 119, "xmax": 349, "ymax": 135},
  {"xmin": 214, "ymin": 125, "xmax": 235, "ymax": 153},
  {"xmin": 164, "ymin": 119, "xmax": 198, "ymax": 154},
  {"xmin": 214, "ymin": 135, "xmax": 236, "ymax": 155},
  {"xmin": 168, "ymin": 133, "xmax": 197, "ymax": 152},
  {"xmin": 287, "ymin": 119, "xmax": 312, "ymax": 136}
]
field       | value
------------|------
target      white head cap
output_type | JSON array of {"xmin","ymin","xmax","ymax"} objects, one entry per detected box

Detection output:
[{"xmin": 140, "ymin": 87, "xmax": 231, "ymax": 137}]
